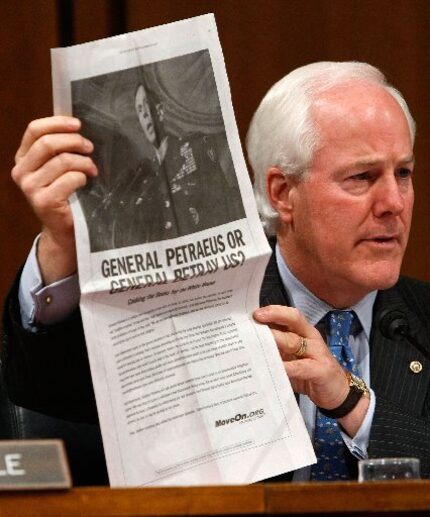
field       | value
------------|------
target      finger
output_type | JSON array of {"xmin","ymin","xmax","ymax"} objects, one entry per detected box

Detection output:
[
  {"xmin": 254, "ymin": 305, "xmax": 320, "ymax": 339},
  {"xmin": 31, "ymin": 171, "xmax": 89, "ymax": 218},
  {"xmin": 14, "ymin": 132, "xmax": 94, "ymax": 181},
  {"xmin": 17, "ymin": 133, "xmax": 94, "ymax": 176},
  {"xmin": 15, "ymin": 116, "xmax": 81, "ymax": 163},
  {"xmin": 18, "ymin": 154, "xmax": 97, "ymax": 195},
  {"xmin": 284, "ymin": 358, "xmax": 324, "ymax": 382},
  {"xmin": 271, "ymin": 329, "xmax": 305, "ymax": 359}
]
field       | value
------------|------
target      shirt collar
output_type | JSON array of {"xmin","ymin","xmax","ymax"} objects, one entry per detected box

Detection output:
[{"xmin": 275, "ymin": 244, "xmax": 376, "ymax": 340}]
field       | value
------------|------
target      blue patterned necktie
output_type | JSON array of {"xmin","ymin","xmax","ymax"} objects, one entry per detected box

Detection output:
[{"xmin": 310, "ymin": 310, "xmax": 359, "ymax": 481}]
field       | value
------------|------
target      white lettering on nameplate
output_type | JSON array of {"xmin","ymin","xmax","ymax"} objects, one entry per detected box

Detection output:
[{"xmin": 0, "ymin": 453, "xmax": 26, "ymax": 476}]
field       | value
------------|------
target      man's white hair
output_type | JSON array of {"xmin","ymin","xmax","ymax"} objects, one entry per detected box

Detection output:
[{"xmin": 246, "ymin": 61, "xmax": 416, "ymax": 235}]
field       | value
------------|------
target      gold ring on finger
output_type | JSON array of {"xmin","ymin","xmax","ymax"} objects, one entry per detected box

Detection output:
[{"xmin": 294, "ymin": 336, "xmax": 308, "ymax": 358}]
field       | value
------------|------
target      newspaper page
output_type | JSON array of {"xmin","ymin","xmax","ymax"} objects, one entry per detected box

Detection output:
[{"xmin": 51, "ymin": 14, "xmax": 315, "ymax": 487}]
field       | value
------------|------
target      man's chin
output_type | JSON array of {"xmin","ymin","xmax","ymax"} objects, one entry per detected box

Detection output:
[{"xmin": 355, "ymin": 263, "xmax": 402, "ymax": 292}]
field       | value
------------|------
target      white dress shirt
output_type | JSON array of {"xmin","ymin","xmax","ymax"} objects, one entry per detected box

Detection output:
[{"xmin": 275, "ymin": 245, "xmax": 376, "ymax": 480}]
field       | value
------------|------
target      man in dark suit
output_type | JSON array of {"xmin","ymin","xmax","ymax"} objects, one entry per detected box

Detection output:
[{"xmin": 2, "ymin": 62, "xmax": 430, "ymax": 482}]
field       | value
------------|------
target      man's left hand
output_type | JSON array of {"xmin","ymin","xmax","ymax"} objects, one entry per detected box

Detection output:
[{"xmin": 253, "ymin": 305, "xmax": 369, "ymax": 436}]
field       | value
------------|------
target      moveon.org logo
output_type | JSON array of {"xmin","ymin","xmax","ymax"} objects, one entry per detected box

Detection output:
[{"xmin": 215, "ymin": 408, "xmax": 265, "ymax": 427}]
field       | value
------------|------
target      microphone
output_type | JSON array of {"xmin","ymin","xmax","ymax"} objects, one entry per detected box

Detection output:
[{"xmin": 377, "ymin": 309, "xmax": 430, "ymax": 362}]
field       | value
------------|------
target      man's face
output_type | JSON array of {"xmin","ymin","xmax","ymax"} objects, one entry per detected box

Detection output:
[
  {"xmin": 279, "ymin": 83, "xmax": 414, "ymax": 307},
  {"xmin": 135, "ymin": 84, "xmax": 156, "ymax": 145}
]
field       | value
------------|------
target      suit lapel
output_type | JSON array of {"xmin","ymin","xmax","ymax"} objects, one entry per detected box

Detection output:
[{"xmin": 259, "ymin": 240, "xmax": 292, "ymax": 308}]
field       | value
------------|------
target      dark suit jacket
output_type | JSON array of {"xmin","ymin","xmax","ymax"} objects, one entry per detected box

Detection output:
[{"xmin": 2, "ymin": 248, "xmax": 430, "ymax": 481}]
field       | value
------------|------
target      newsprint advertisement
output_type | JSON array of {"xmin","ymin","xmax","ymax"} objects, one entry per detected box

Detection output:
[{"xmin": 51, "ymin": 14, "xmax": 315, "ymax": 487}]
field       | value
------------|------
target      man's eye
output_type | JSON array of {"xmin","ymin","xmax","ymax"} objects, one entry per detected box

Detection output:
[
  {"xmin": 351, "ymin": 172, "xmax": 371, "ymax": 181},
  {"xmin": 397, "ymin": 167, "xmax": 412, "ymax": 179}
]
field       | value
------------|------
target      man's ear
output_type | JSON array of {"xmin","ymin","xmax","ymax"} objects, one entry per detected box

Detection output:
[{"xmin": 266, "ymin": 167, "xmax": 295, "ymax": 224}]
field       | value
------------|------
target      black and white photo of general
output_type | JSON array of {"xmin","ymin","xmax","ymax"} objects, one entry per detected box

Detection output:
[{"xmin": 71, "ymin": 50, "xmax": 245, "ymax": 252}]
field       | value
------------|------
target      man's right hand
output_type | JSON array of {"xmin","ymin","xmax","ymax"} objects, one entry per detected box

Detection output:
[{"xmin": 12, "ymin": 116, "xmax": 97, "ymax": 284}]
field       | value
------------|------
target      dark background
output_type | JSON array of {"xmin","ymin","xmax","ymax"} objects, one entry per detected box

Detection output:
[{"xmin": 1, "ymin": 0, "xmax": 430, "ymax": 306}]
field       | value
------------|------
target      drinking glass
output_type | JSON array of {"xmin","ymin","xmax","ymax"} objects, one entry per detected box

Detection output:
[{"xmin": 358, "ymin": 458, "xmax": 420, "ymax": 481}]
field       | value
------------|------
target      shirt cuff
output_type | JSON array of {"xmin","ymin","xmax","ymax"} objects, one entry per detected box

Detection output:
[
  {"xmin": 341, "ymin": 388, "xmax": 376, "ymax": 460},
  {"xmin": 18, "ymin": 235, "xmax": 80, "ymax": 331}
]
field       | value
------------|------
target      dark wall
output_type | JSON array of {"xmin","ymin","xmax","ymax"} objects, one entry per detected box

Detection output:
[{"xmin": 1, "ymin": 0, "xmax": 429, "ymax": 307}]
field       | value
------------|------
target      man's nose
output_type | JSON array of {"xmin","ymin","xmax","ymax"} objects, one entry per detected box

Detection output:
[{"xmin": 373, "ymin": 175, "xmax": 405, "ymax": 217}]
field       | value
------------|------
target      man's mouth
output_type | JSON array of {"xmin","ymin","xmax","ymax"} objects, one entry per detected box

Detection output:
[
  {"xmin": 373, "ymin": 235, "xmax": 397, "ymax": 242},
  {"xmin": 360, "ymin": 235, "xmax": 401, "ymax": 247}
]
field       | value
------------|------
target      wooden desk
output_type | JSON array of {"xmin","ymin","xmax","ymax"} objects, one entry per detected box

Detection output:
[
  {"xmin": 0, "ymin": 482, "xmax": 429, "ymax": 517},
  {"xmin": 266, "ymin": 481, "xmax": 430, "ymax": 515}
]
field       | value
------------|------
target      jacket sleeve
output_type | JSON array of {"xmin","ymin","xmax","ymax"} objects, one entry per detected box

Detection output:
[{"xmin": 1, "ymin": 271, "xmax": 99, "ymax": 423}]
